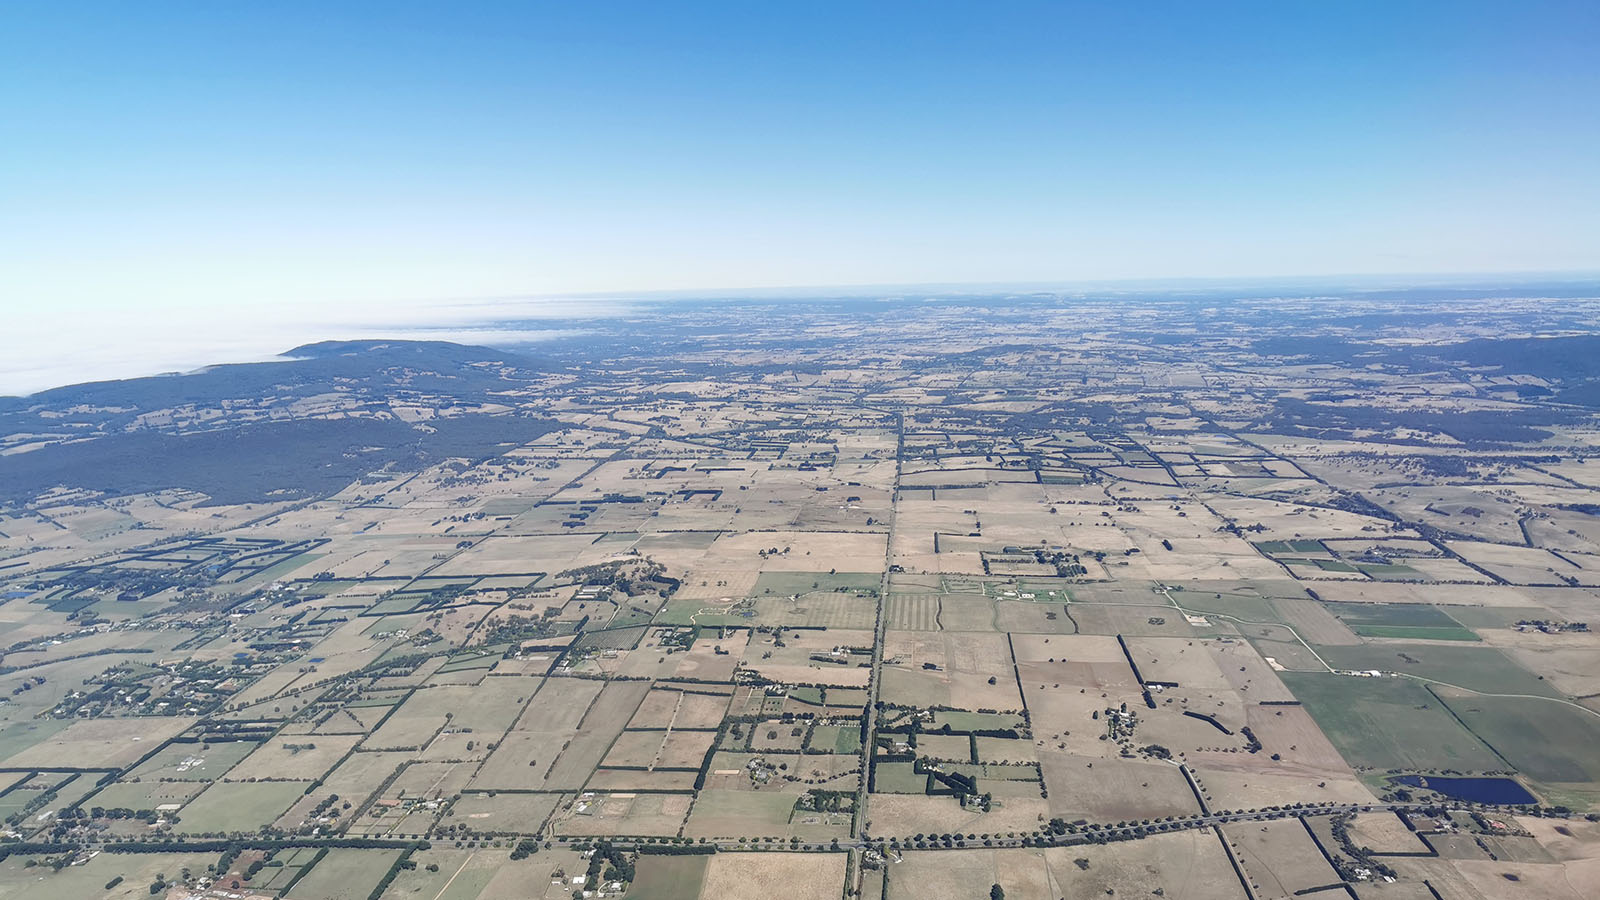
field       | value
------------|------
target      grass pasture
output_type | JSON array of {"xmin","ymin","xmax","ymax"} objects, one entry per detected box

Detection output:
[
  {"xmin": 754, "ymin": 571, "xmax": 881, "ymax": 596},
  {"xmin": 176, "ymin": 781, "xmax": 311, "ymax": 833},
  {"xmin": 683, "ymin": 789, "xmax": 799, "ymax": 839},
  {"xmin": 1432, "ymin": 687, "xmax": 1600, "ymax": 789},
  {"xmin": 1325, "ymin": 602, "xmax": 1479, "ymax": 642},
  {"xmin": 127, "ymin": 739, "xmax": 259, "ymax": 781},
  {"xmin": 1280, "ymin": 673, "xmax": 1502, "ymax": 772},
  {"xmin": 287, "ymin": 849, "xmax": 404, "ymax": 900},
  {"xmin": 1315, "ymin": 643, "xmax": 1555, "ymax": 697},
  {"xmin": 629, "ymin": 853, "xmax": 709, "ymax": 900}
]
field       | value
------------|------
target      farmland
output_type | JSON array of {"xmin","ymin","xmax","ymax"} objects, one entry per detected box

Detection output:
[{"xmin": 3, "ymin": 294, "xmax": 1600, "ymax": 898}]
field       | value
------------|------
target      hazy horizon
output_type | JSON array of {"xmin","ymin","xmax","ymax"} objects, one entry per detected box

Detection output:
[
  {"xmin": 5, "ymin": 3, "xmax": 1598, "ymax": 395},
  {"xmin": 6, "ymin": 269, "xmax": 1600, "ymax": 397}
]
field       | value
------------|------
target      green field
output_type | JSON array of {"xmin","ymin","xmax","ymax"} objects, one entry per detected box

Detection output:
[
  {"xmin": 754, "ymin": 571, "xmax": 881, "ymax": 596},
  {"xmin": 436, "ymin": 648, "xmax": 505, "ymax": 673},
  {"xmin": 250, "ymin": 847, "xmax": 324, "ymax": 891},
  {"xmin": 286, "ymin": 849, "xmax": 403, "ymax": 900},
  {"xmin": 789, "ymin": 686, "xmax": 825, "ymax": 705},
  {"xmin": 1168, "ymin": 591, "xmax": 1283, "ymax": 623},
  {"xmin": 1280, "ymin": 672, "xmax": 1503, "ymax": 772},
  {"xmin": 0, "ymin": 720, "xmax": 72, "ymax": 764},
  {"xmin": 1255, "ymin": 540, "xmax": 1328, "ymax": 555},
  {"xmin": 628, "ymin": 854, "xmax": 710, "ymax": 900},
  {"xmin": 1434, "ymin": 690, "xmax": 1600, "ymax": 785},
  {"xmin": 1314, "ymin": 643, "xmax": 1554, "ymax": 696},
  {"xmin": 365, "ymin": 595, "xmax": 423, "ymax": 616},
  {"xmin": 1358, "ymin": 563, "xmax": 1423, "ymax": 580},
  {"xmin": 683, "ymin": 789, "xmax": 800, "ymax": 838},
  {"xmin": 575, "ymin": 625, "xmax": 648, "ymax": 650},
  {"xmin": 872, "ymin": 761, "xmax": 927, "ymax": 793},
  {"xmin": 1325, "ymin": 603, "xmax": 1481, "ymax": 640},
  {"xmin": 85, "ymin": 779, "xmax": 205, "ymax": 811},
  {"xmin": 127, "ymin": 739, "xmax": 260, "ymax": 781},
  {"xmin": 1327, "ymin": 602, "xmax": 1467, "ymax": 628},
  {"xmin": 1348, "ymin": 625, "xmax": 1479, "ymax": 641},
  {"xmin": 810, "ymin": 724, "xmax": 862, "ymax": 754},
  {"xmin": 884, "ymin": 594, "xmax": 942, "ymax": 630},
  {"xmin": 929, "ymin": 710, "xmax": 1026, "ymax": 732},
  {"xmin": 0, "ymin": 849, "xmax": 218, "ymax": 900},
  {"xmin": 176, "ymin": 781, "xmax": 310, "ymax": 833}
]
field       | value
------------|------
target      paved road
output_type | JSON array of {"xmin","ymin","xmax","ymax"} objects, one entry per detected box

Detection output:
[
  {"xmin": 852, "ymin": 412, "xmax": 902, "ymax": 838},
  {"xmin": 531, "ymin": 799, "xmax": 1468, "ymax": 853}
]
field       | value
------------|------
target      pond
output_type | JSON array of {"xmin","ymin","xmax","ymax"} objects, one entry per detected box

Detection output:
[{"xmin": 1391, "ymin": 774, "xmax": 1537, "ymax": 805}]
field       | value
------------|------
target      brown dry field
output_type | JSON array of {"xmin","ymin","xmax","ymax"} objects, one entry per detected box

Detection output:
[
  {"xmin": 509, "ymin": 677, "xmax": 604, "ymax": 730},
  {"xmin": 227, "ymin": 733, "xmax": 363, "ymax": 781},
  {"xmin": 585, "ymin": 768, "xmax": 700, "ymax": 792},
  {"xmin": 275, "ymin": 749, "xmax": 411, "ymax": 829},
  {"xmin": 1268, "ymin": 597, "xmax": 1361, "ymax": 644},
  {"xmin": 1349, "ymin": 811, "xmax": 1433, "ymax": 854},
  {"xmin": 656, "ymin": 730, "xmax": 718, "ymax": 768},
  {"xmin": 1240, "ymin": 703, "xmax": 1355, "ymax": 771},
  {"xmin": 705, "ymin": 751, "xmax": 859, "ymax": 792},
  {"xmin": 1352, "ymin": 880, "xmax": 1439, "ymax": 900},
  {"xmin": 993, "ymin": 600, "xmax": 1075, "ymax": 634},
  {"xmin": 741, "ymin": 627, "xmax": 875, "ymax": 687},
  {"xmin": 1223, "ymin": 818, "xmax": 1342, "ymax": 898},
  {"xmin": 1036, "ymin": 752, "xmax": 1200, "ymax": 821},
  {"xmin": 886, "ymin": 837, "xmax": 1246, "ymax": 900},
  {"xmin": 1136, "ymin": 697, "xmax": 1251, "ymax": 753},
  {"xmin": 975, "ymin": 736, "xmax": 1037, "ymax": 764},
  {"xmin": 541, "ymin": 681, "xmax": 650, "ymax": 789},
  {"xmin": 387, "ymin": 760, "xmax": 475, "ymax": 802},
  {"xmin": 1067, "ymin": 602, "xmax": 1204, "ymax": 637},
  {"xmin": 703, "ymin": 530, "xmax": 889, "ymax": 573},
  {"xmin": 1478, "ymin": 628, "xmax": 1600, "ymax": 702},
  {"xmin": 1448, "ymin": 541, "xmax": 1600, "ymax": 586},
  {"xmin": 749, "ymin": 661, "xmax": 871, "ymax": 687},
  {"xmin": 881, "ymin": 631, "xmax": 1024, "ymax": 711},
  {"xmin": 1444, "ymin": 858, "xmax": 1600, "ymax": 900},
  {"xmin": 673, "ymin": 568, "xmax": 761, "ymax": 601},
  {"xmin": 1024, "ymin": 681, "xmax": 1142, "ymax": 756},
  {"xmin": 1518, "ymin": 815, "xmax": 1600, "ymax": 860},
  {"xmin": 450, "ymin": 792, "xmax": 565, "ymax": 834},
  {"xmin": 469, "ymin": 730, "xmax": 577, "ymax": 790},
  {"xmin": 625, "ymin": 687, "xmax": 686, "ymax": 729},
  {"xmin": 626, "ymin": 687, "xmax": 734, "ymax": 730},
  {"xmin": 601, "ymin": 730, "xmax": 670, "ymax": 768},
  {"xmin": 1187, "ymin": 767, "xmax": 1376, "ymax": 809},
  {"xmin": 700, "ymin": 852, "xmax": 847, "ymax": 900},
  {"xmin": 866, "ymin": 794, "xmax": 1049, "ymax": 838},
  {"xmin": 549, "ymin": 792, "xmax": 693, "ymax": 836},
  {"xmin": 1125, "ymin": 636, "xmax": 1232, "ymax": 687},
  {"xmin": 1306, "ymin": 581, "xmax": 1548, "ymax": 609},
  {"xmin": 1009, "ymin": 632, "xmax": 1126, "ymax": 665},
  {"xmin": 917, "ymin": 733, "xmax": 974, "ymax": 762},
  {"xmin": 1209, "ymin": 638, "xmax": 1298, "ymax": 703},
  {"xmin": 0, "ymin": 716, "xmax": 195, "ymax": 769}
]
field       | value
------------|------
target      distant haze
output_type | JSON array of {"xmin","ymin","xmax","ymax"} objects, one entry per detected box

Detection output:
[
  {"xmin": 3, "ymin": 3, "xmax": 1597, "ymax": 385},
  {"xmin": 6, "ymin": 273, "xmax": 1600, "ymax": 396},
  {"xmin": 2, "ymin": 296, "xmax": 618, "ymax": 397}
]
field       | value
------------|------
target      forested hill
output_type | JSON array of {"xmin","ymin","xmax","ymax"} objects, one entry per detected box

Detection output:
[{"xmin": 0, "ymin": 340, "xmax": 559, "ymax": 505}]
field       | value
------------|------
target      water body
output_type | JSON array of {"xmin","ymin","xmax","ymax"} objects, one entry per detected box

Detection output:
[{"xmin": 1392, "ymin": 774, "xmax": 1537, "ymax": 805}]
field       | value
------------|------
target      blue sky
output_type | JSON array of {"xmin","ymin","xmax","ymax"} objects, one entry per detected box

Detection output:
[{"xmin": 1, "ymin": 1, "xmax": 1597, "ymax": 389}]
